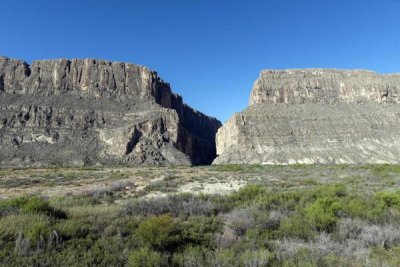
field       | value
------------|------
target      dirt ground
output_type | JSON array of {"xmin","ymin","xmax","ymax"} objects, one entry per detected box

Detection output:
[{"xmin": 1, "ymin": 164, "xmax": 399, "ymax": 199}]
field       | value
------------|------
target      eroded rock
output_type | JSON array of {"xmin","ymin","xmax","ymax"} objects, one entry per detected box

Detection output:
[
  {"xmin": 0, "ymin": 57, "xmax": 221, "ymax": 167},
  {"xmin": 214, "ymin": 69, "xmax": 400, "ymax": 165}
]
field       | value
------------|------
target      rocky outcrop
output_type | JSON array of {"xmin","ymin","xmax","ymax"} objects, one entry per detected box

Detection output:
[
  {"xmin": 250, "ymin": 69, "xmax": 400, "ymax": 105},
  {"xmin": 214, "ymin": 69, "xmax": 400, "ymax": 165},
  {"xmin": 0, "ymin": 57, "xmax": 221, "ymax": 167}
]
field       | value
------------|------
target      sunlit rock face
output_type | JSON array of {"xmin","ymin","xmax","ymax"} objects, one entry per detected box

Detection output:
[
  {"xmin": 214, "ymin": 69, "xmax": 400, "ymax": 165},
  {"xmin": 0, "ymin": 57, "xmax": 221, "ymax": 167}
]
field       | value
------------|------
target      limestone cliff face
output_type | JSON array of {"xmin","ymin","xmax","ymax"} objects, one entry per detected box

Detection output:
[
  {"xmin": 250, "ymin": 69, "xmax": 400, "ymax": 105},
  {"xmin": 0, "ymin": 57, "xmax": 221, "ymax": 166},
  {"xmin": 214, "ymin": 69, "xmax": 400, "ymax": 165}
]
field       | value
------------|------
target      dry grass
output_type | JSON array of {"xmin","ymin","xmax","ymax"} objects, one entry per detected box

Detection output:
[{"xmin": 0, "ymin": 164, "xmax": 400, "ymax": 199}]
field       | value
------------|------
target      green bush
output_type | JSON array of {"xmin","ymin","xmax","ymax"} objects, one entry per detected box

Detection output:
[
  {"xmin": 0, "ymin": 196, "xmax": 66, "ymax": 219},
  {"xmin": 212, "ymin": 249, "xmax": 237, "ymax": 266},
  {"xmin": 239, "ymin": 249, "xmax": 273, "ymax": 267},
  {"xmin": 135, "ymin": 215, "xmax": 180, "ymax": 249},
  {"xmin": 172, "ymin": 246, "xmax": 211, "ymax": 266},
  {"xmin": 375, "ymin": 191, "xmax": 400, "ymax": 209},
  {"xmin": 102, "ymin": 217, "xmax": 139, "ymax": 237},
  {"xmin": 128, "ymin": 247, "xmax": 167, "ymax": 267},
  {"xmin": 279, "ymin": 215, "xmax": 314, "ymax": 240},
  {"xmin": 228, "ymin": 184, "xmax": 266, "ymax": 206},
  {"xmin": 312, "ymin": 184, "xmax": 347, "ymax": 198},
  {"xmin": 4, "ymin": 178, "xmax": 400, "ymax": 266},
  {"xmin": 25, "ymin": 221, "xmax": 50, "ymax": 244},
  {"xmin": 342, "ymin": 196, "xmax": 385, "ymax": 221},
  {"xmin": 370, "ymin": 246, "xmax": 400, "ymax": 266},
  {"xmin": 370, "ymin": 164, "xmax": 400, "ymax": 174},
  {"xmin": 256, "ymin": 191, "xmax": 303, "ymax": 211},
  {"xmin": 54, "ymin": 219, "xmax": 91, "ymax": 239},
  {"xmin": 181, "ymin": 216, "xmax": 221, "ymax": 247},
  {"xmin": 21, "ymin": 197, "xmax": 54, "ymax": 215},
  {"xmin": 305, "ymin": 197, "xmax": 342, "ymax": 232},
  {"xmin": 0, "ymin": 214, "xmax": 51, "ymax": 242},
  {"xmin": 279, "ymin": 247, "xmax": 317, "ymax": 267}
]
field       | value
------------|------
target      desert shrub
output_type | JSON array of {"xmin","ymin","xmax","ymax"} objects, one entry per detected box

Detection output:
[
  {"xmin": 278, "ymin": 251, "xmax": 317, "ymax": 267},
  {"xmin": 66, "ymin": 204, "xmax": 118, "ymax": 222},
  {"xmin": 46, "ymin": 230, "xmax": 62, "ymax": 248},
  {"xmin": 56, "ymin": 195, "xmax": 102, "ymax": 208},
  {"xmin": 336, "ymin": 218, "xmax": 366, "ymax": 241},
  {"xmin": 110, "ymin": 180, "xmax": 134, "ymax": 192},
  {"xmin": 249, "ymin": 184, "xmax": 347, "ymax": 218},
  {"xmin": 80, "ymin": 236, "xmax": 128, "ymax": 266},
  {"xmin": 334, "ymin": 217, "xmax": 400, "ymax": 249},
  {"xmin": 239, "ymin": 249, "xmax": 273, "ymax": 267},
  {"xmin": 173, "ymin": 194, "xmax": 215, "ymax": 217},
  {"xmin": 223, "ymin": 207, "xmax": 256, "ymax": 236},
  {"xmin": 221, "ymin": 206, "xmax": 282, "ymax": 239},
  {"xmin": 0, "ymin": 213, "xmax": 55, "ymax": 256},
  {"xmin": 210, "ymin": 249, "xmax": 237, "ymax": 267},
  {"xmin": 25, "ymin": 221, "xmax": 51, "ymax": 245},
  {"xmin": 274, "ymin": 240, "xmax": 314, "ymax": 264},
  {"xmin": 20, "ymin": 197, "xmax": 51, "ymax": 214},
  {"xmin": 121, "ymin": 197, "xmax": 171, "ymax": 216},
  {"xmin": 53, "ymin": 219, "xmax": 91, "ymax": 239},
  {"xmin": 0, "ymin": 196, "xmax": 66, "ymax": 219},
  {"xmin": 89, "ymin": 187, "xmax": 113, "ymax": 198},
  {"xmin": 172, "ymin": 246, "xmax": 212, "ymax": 267},
  {"xmin": 29, "ymin": 235, "xmax": 130, "ymax": 267},
  {"xmin": 0, "ymin": 197, "xmax": 26, "ymax": 216},
  {"xmin": 0, "ymin": 214, "xmax": 51, "ymax": 242},
  {"xmin": 181, "ymin": 216, "xmax": 221, "ymax": 247},
  {"xmin": 265, "ymin": 210, "xmax": 286, "ymax": 230},
  {"xmin": 127, "ymin": 247, "xmax": 167, "ymax": 267},
  {"xmin": 370, "ymin": 164, "xmax": 400, "ymax": 174},
  {"xmin": 102, "ymin": 216, "xmax": 139, "ymax": 237},
  {"xmin": 214, "ymin": 226, "xmax": 240, "ymax": 250},
  {"xmin": 228, "ymin": 184, "xmax": 266, "ymax": 206},
  {"xmin": 342, "ymin": 197, "xmax": 386, "ymax": 222},
  {"xmin": 5, "ymin": 180, "xmax": 400, "ymax": 266},
  {"xmin": 173, "ymin": 246, "xmax": 273, "ymax": 267},
  {"xmin": 279, "ymin": 215, "xmax": 314, "ymax": 240},
  {"xmin": 14, "ymin": 232, "xmax": 30, "ymax": 256},
  {"xmin": 256, "ymin": 191, "xmax": 303, "ymax": 213},
  {"xmin": 305, "ymin": 197, "xmax": 343, "ymax": 232},
  {"xmin": 370, "ymin": 246, "xmax": 400, "ymax": 266},
  {"xmin": 121, "ymin": 194, "xmax": 215, "ymax": 217},
  {"xmin": 320, "ymin": 253, "xmax": 363, "ymax": 267},
  {"xmin": 358, "ymin": 224, "xmax": 400, "ymax": 248},
  {"xmin": 135, "ymin": 215, "xmax": 181, "ymax": 250},
  {"xmin": 375, "ymin": 191, "xmax": 400, "ymax": 210},
  {"xmin": 81, "ymin": 187, "xmax": 115, "ymax": 204},
  {"xmin": 312, "ymin": 184, "xmax": 347, "ymax": 198},
  {"xmin": 274, "ymin": 232, "xmax": 377, "ymax": 265}
]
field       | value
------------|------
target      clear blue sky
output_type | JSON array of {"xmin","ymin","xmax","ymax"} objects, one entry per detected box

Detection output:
[{"xmin": 1, "ymin": 0, "xmax": 399, "ymax": 122}]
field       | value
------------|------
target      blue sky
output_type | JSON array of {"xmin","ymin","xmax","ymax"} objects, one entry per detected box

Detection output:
[{"xmin": 1, "ymin": 0, "xmax": 399, "ymax": 122}]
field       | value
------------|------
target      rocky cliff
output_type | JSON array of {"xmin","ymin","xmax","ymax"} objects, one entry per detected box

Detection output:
[
  {"xmin": 214, "ymin": 69, "xmax": 400, "ymax": 164},
  {"xmin": 0, "ymin": 57, "xmax": 221, "ymax": 166}
]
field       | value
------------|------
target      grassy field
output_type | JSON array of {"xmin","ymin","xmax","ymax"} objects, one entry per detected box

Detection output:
[{"xmin": 1, "ymin": 164, "xmax": 400, "ymax": 266}]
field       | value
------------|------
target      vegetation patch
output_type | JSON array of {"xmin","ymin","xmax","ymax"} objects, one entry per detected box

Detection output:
[{"xmin": 1, "ymin": 165, "xmax": 400, "ymax": 266}]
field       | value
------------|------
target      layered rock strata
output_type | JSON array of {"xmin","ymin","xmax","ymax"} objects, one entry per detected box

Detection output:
[
  {"xmin": 214, "ymin": 69, "xmax": 400, "ymax": 164},
  {"xmin": 0, "ymin": 57, "xmax": 221, "ymax": 166}
]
